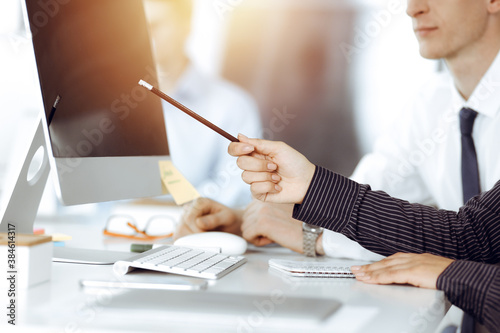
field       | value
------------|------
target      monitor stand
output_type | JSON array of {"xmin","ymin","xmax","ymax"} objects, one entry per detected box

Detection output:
[
  {"xmin": 0, "ymin": 118, "xmax": 49, "ymax": 234},
  {"xmin": 0, "ymin": 117, "xmax": 132, "ymax": 264}
]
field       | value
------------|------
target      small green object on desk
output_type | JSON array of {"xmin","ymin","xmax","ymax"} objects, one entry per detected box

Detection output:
[{"xmin": 131, "ymin": 244, "xmax": 153, "ymax": 253}]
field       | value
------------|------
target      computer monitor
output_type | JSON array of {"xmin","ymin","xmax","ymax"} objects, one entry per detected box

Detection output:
[
  {"xmin": 0, "ymin": 0, "xmax": 169, "ymax": 240},
  {"xmin": 26, "ymin": 0, "xmax": 169, "ymax": 205}
]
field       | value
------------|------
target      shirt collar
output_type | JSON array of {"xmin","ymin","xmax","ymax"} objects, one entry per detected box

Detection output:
[{"xmin": 449, "ymin": 49, "xmax": 500, "ymax": 118}]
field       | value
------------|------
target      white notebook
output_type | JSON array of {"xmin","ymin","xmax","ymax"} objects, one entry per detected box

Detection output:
[{"xmin": 269, "ymin": 258, "xmax": 370, "ymax": 278}]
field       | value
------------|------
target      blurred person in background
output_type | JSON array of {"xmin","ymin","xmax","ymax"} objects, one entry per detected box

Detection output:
[{"xmin": 143, "ymin": 0, "xmax": 262, "ymax": 208}]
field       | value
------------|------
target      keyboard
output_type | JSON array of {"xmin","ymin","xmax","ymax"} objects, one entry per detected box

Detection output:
[{"xmin": 113, "ymin": 245, "xmax": 247, "ymax": 280}]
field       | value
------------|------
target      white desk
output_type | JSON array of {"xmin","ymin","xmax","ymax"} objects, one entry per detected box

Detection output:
[{"xmin": 8, "ymin": 213, "xmax": 449, "ymax": 333}]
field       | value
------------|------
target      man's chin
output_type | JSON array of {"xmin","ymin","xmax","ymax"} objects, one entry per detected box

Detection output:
[{"xmin": 418, "ymin": 46, "xmax": 444, "ymax": 60}]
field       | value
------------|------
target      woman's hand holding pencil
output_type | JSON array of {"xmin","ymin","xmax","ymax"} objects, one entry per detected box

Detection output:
[{"xmin": 227, "ymin": 134, "xmax": 316, "ymax": 204}]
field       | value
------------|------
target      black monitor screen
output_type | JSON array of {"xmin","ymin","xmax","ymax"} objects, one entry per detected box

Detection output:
[{"xmin": 25, "ymin": 0, "xmax": 169, "ymax": 157}]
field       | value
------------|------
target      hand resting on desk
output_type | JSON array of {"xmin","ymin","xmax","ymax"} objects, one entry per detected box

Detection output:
[
  {"xmin": 176, "ymin": 198, "xmax": 314, "ymax": 255},
  {"xmin": 174, "ymin": 198, "xmax": 243, "ymax": 239},
  {"xmin": 351, "ymin": 253, "xmax": 454, "ymax": 289}
]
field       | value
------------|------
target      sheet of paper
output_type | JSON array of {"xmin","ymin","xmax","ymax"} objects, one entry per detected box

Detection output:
[{"xmin": 158, "ymin": 161, "xmax": 200, "ymax": 205}]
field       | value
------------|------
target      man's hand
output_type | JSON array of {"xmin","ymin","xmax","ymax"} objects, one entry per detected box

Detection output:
[
  {"xmin": 174, "ymin": 198, "xmax": 243, "ymax": 240},
  {"xmin": 241, "ymin": 200, "xmax": 304, "ymax": 252},
  {"xmin": 351, "ymin": 253, "xmax": 454, "ymax": 289},
  {"xmin": 228, "ymin": 134, "xmax": 316, "ymax": 204}
]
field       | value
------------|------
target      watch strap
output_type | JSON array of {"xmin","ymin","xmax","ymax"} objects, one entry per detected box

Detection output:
[{"xmin": 302, "ymin": 223, "xmax": 322, "ymax": 257}]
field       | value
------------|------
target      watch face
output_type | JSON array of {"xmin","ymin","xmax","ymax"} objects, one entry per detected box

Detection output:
[{"xmin": 303, "ymin": 223, "xmax": 323, "ymax": 234}]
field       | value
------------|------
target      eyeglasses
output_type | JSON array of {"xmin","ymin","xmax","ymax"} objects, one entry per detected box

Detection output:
[{"xmin": 103, "ymin": 214, "xmax": 174, "ymax": 240}]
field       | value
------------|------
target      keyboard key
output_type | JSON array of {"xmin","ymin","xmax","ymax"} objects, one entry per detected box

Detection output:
[
  {"xmin": 135, "ymin": 247, "xmax": 188, "ymax": 264},
  {"xmin": 211, "ymin": 260, "xmax": 237, "ymax": 271},
  {"xmin": 157, "ymin": 251, "xmax": 203, "ymax": 268},
  {"xmin": 175, "ymin": 252, "xmax": 215, "ymax": 270}
]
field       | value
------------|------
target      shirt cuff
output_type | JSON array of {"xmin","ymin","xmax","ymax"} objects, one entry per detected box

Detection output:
[
  {"xmin": 322, "ymin": 229, "xmax": 386, "ymax": 261},
  {"xmin": 293, "ymin": 166, "xmax": 369, "ymax": 232},
  {"xmin": 437, "ymin": 260, "xmax": 500, "ymax": 331}
]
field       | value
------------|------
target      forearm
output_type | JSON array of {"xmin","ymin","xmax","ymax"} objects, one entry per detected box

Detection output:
[
  {"xmin": 293, "ymin": 166, "xmax": 500, "ymax": 262},
  {"xmin": 437, "ymin": 261, "xmax": 500, "ymax": 332}
]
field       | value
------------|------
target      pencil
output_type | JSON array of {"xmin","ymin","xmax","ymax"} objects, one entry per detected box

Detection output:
[{"xmin": 138, "ymin": 80, "xmax": 239, "ymax": 142}]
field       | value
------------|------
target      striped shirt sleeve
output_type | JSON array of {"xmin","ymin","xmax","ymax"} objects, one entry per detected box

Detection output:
[
  {"xmin": 293, "ymin": 166, "xmax": 500, "ymax": 331},
  {"xmin": 437, "ymin": 261, "xmax": 500, "ymax": 330}
]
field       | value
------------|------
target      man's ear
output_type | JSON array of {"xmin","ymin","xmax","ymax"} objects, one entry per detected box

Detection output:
[{"xmin": 488, "ymin": 0, "xmax": 500, "ymax": 14}]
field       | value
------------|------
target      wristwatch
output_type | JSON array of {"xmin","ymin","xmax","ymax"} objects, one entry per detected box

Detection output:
[{"xmin": 302, "ymin": 223, "xmax": 323, "ymax": 257}]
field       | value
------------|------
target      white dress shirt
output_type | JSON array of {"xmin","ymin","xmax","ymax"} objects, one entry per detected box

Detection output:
[
  {"xmin": 322, "ymin": 50, "xmax": 500, "ymax": 260},
  {"xmin": 163, "ymin": 65, "xmax": 262, "ymax": 208}
]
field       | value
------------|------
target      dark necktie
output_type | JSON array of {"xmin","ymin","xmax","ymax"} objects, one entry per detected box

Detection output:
[
  {"xmin": 460, "ymin": 107, "xmax": 480, "ymax": 333},
  {"xmin": 460, "ymin": 108, "xmax": 480, "ymax": 203}
]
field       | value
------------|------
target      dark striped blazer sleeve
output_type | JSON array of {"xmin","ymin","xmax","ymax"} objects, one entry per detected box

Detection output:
[
  {"xmin": 293, "ymin": 166, "xmax": 500, "ymax": 263},
  {"xmin": 437, "ymin": 261, "xmax": 500, "ymax": 331},
  {"xmin": 293, "ymin": 166, "xmax": 500, "ymax": 331}
]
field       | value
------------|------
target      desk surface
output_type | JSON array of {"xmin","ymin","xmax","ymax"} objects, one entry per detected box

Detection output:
[{"xmin": 11, "ymin": 212, "xmax": 449, "ymax": 333}]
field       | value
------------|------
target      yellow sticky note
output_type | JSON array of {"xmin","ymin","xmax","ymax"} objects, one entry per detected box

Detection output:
[{"xmin": 158, "ymin": 161, "xmax": 200, "ymax": 205}]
